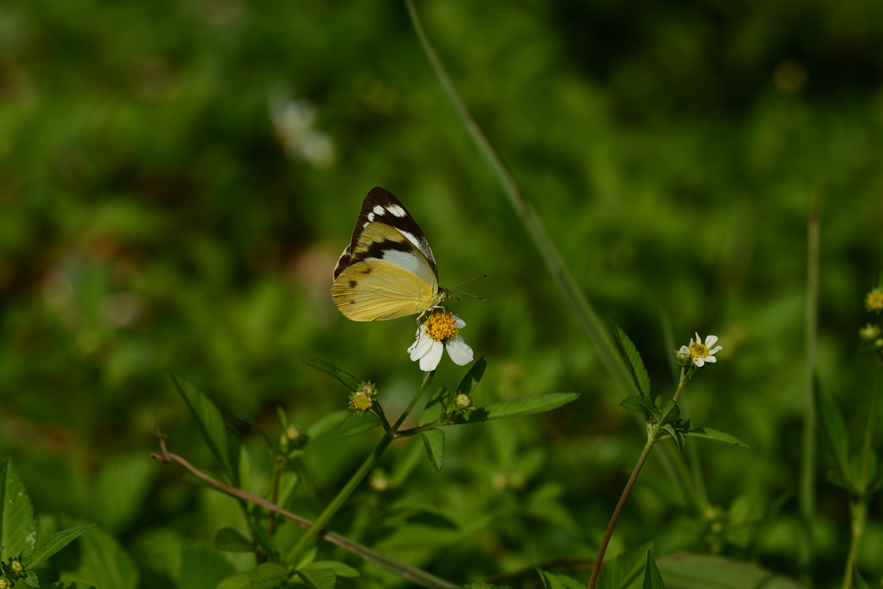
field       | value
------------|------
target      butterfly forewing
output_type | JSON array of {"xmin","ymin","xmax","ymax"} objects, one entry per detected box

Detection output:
[{"xmin": 332, "ymin": 187, "xmax": 446, "ymax": 321}]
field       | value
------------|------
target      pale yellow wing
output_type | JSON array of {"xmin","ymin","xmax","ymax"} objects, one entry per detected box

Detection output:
[{"xmin": 332, "ymin": 259, "xmax": 435, "ymax": 321}]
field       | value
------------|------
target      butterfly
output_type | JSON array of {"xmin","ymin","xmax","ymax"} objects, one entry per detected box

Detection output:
[{"xmin": 332, "ymin": 187, "xmax": 452, "ymax": 321}]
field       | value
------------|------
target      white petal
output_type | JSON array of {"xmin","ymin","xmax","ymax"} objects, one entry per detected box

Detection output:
[
  {"xmin": 708, "ymin": 346, "xmax": 723, "ymax": 355},
  {"xmin": 446, "ymin": 335, "xmax": 474, "ymax": 366},
  {"xmin": 703, "ymin": 356, "xmax": 717, "ymax": 363},
  {"xmin": 693, "ymin": 357, "xmax": 705, "ymax": 367},
  {"xmin": 704, "ymin": 335, "xmax": 719, "ymax": 347},
  {"xmin": 694, "ymin": 332, "xmax": 701, "ymax": 344},
  {"xmin": 678, "ymin": 345, "xmax": 690, "ymax": 355},
  {"xmin": 408, "ymin": 332, "xmax": 434, "ymax": 360},
  {"xmin": 452, "ymin": 316, "xmax": 466, "ymax": 329},
  {"xmin": 418, "ymin": 341, "xmax": 444, "ymax": 371}
]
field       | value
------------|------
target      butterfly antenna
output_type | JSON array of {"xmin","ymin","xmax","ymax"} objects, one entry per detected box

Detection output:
[{"xmin": 451, "ymin": 274, "xmax": 487, "ymax": 289}]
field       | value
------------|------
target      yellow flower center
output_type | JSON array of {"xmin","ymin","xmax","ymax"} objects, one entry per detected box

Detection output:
[
  {"xmin": 351, "ymin": 391, "xmax": 373, "ymax": 411},
  {"xmin": 689, "ymin": 341, "xmax": 709, "ymax": 359},
  {"xmin": 425, "ymin": 312, "xmax": 458, "ymax": 342},
  {"xmin": 867, "ymin": 289, "xmax": 883, "ymax": 311}
]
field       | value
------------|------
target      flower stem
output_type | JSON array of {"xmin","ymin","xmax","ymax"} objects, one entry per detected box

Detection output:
[
  {"xmin": 285, "ymin": 432, "xmax": 393, "ymax": 564},
  {"xmin": 587, "ymin": 434, "xmax": 656, "ymax": 589},
  {"xmin": 283, "ymin": 373, "xmax": 433, "ymax": 565},
  {"xmin": 858, "ymin": 361, "xmax": 882, "ymax": 492}
]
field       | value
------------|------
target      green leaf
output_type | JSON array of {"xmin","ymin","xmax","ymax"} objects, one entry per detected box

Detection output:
[
  {"xmin": 452, "ymin": 393, "xmax": 580, "ymax": 424},
  {"xmin": 456, "ymin": 585, "xmax": 508, "ymax": 589},
  {"xmin": 597, "ymin": 544, "xmax": 648, "ymax": 589},
  {"xmin": 613, "ymin": 321, "xmax": 651, "ymax": 398},
  {"xmin": 62, "ymin": 526, "xmax": 138, "ymax": 589},
  {"xmin": 0, "ymin": 457, "xmax": 38, "ymax": 559},
  {"xmin": 418, "ymin": 392, "xmax": 445, "ymax": 426},
  {"xmin": 296, "ymin": 566, "xmax": 337, "ymax": 589},
  {"xmin": 249, "ymin": 562, "xmax": 291, "ymax": 585},
  {"xmin": 303, "ymin": 359, "xmax": 360, "ymax": 391},
  {"xmin": 538, "ymin": 568, "xmax": 583, "ymax": 588},
  {"xmin": 178, "ymin": 541, "xmax": 236, "ymax": 589},
  {"xmin": 658, "ymin": 401, "xmax": 680, "ymax": 427},
  {"xmin": 853, "ymin": 563, "xmax": 869, "ymax": 589},
  {"xmin": 814, "ymin": 376, "xmax": 850, "ymax": 478},
  {"xmin": 340, "ymin": 411, "xmax": 383, "ymax": 436},
  {"xmin": 168, "ymin": 370, "xmax": 241, "ymax": 486},
  {"xmin": 235, "ymin": 413, "xmax": 274, "ymax": 449},
  {"xmin": 421, "ymin": 429, "xmax": 445, "ymax": 471},
  {"xmin": 25, "ymin": 570, "xmax": 39, "ymax": 587},
  {"xmin": 685, "ymin": 428, "xmax": 752, "ymax": 450},
  {"xmin": 214, "ymin": 527, "xmax": 253, "ymax": 553},
  {"xmin": 301, "ymin": 560, "xmax": 360, "ymax": 578},
  {"xmin": 661, "ymin": 424, "xmax": 682, "ymax": 452},
  {"xmin": 91, "ymin": 453, "xmax": 156, "ymax": 533},
  {"xmin": 216, "ymin": 572, "xmax": 252, "ymax": 589},
  {"xmin": 643, "ymin": 550, "xmax": 667, "ymax": 589},
  {"xmin": 28, "ymin": 524, "xmax": 94, "ymax": 569},
  {"xmin": 656, "ymin": 552, "xmax": 807, "ymax": 588},
  {"xmin": 307, "ymin": 411, "xmax": 350, "ymax": 439},
  {"xmin": 457, "ymin": 356, "xmax": 487, "ymax": 396},
  {"xmin": 620, "ymin": 396, "xmax": 656, "ymax": 420}
]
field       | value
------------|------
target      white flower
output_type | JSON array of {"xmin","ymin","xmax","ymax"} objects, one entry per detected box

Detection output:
[
  {"xmin": 407, "ymin": 313, "xmax": 474, "ymax": 372},
  {"xmin": 679, "ymin": 332, "xmax": 722, "ymax": 367}
]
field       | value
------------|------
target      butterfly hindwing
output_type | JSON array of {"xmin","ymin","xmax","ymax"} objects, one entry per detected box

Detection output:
[{"xmin": 332, "ymin": 187, "xmax": 449, "ymax": 322}]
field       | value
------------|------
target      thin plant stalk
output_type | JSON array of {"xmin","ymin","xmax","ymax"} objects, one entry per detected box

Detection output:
[
  {"xmin": 587, "ymin": 435, "xmax": 656, "ymax": 589},
  {"xmin": 842, "ymin": 361, "xmax": 883, "ymax": 589},
  {"xmin": 403, "ymin": 0, "xmax": 632, "ymax": 399},
  {"xmin": 800, "ymin": 202, "xmax": 820, "ymax": 572}
]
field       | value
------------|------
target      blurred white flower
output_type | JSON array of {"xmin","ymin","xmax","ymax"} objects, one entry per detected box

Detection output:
[
  {"xmin": 269, "ymin": 94, "xmax": 335, "ymax": 168},
  {"xmin": 408, "ymin": 312, "xmax": 473, "ymax": 372},
  {"xmin": 679, "ymin": 332, "xmax": 722, "ymax": 368}
]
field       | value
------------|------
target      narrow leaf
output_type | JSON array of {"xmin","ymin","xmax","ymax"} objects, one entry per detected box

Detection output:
[
  {"xmin": 235, "ymin": 413, "xmax": 273, "ymax": 450},
  {"xmin": 656, "ymin": 552, "xmax": 807, "ymax": 588},
  {"xmin": 685, "ymin": 428, "xmax": 752, "ymax": 450},
  {"xmin": 301, "ymin": 560, "xmax": 360, "ymax": 578},
  {"xmin": 168, "ymin": 370, "xmax": 241, "ymax": 485},
  {"xmin": 643, "ymin": 550, "xmax": 667, "ymax": 589},
  {"xmin": 249, "ymin": 562, "xmax": 291, "ymax": 587},
  {"xmin": 340, "ymin": 411, "xmax": 383, "ymax": 436},
  {"xmin": 296, "ymin": 566, "xmax": 337, "ymax": 589},
  {"xmin": 421, "ymin": 429, "xmax": 445, "ymax": 471},
  {"xmin": 613, "ymin": 321, "xmax": 651, "ymax": 398},
  {"xmin": 814, "ymin": 376, "xmax": 849, "ymax": 478},
  {"xmin": 303, "ymin": 359, "xmax": 360, "ymax": 392},
  {"xmin": 456, "ymin": 357, "xmax": 487, "ymax": 396},
  {"xmin": 28, "ymin": 524, "xmax": 94, "ymax": 569},
  {"xmin": 306, "ymin": 411, "xmax": 350, "ymax": 440},
  {"xmin": 658, "ymin": 401, "xmax": 680, "ymax": 427},
  {"xmin": 418, "ymin": 393, "xmax": 445, "ymax": 426},
  {"xmin": 597, "ymin": 544, "xmax": 648, "ymax": 589},
  {"xmin": 62, "ymin": 526, "xmax": 138, "ymax": 589},
  {"xmin": 538, "ymin": 568, "xmax": 583, "ymax": 588},
  {"xmin": 620, "ymin": 396, "xmax": 655, "ymax": 420},
  {"xmin": 0, "ymin": 458, "xmax": 38, "ymax": 559},
  {"xmin": 662, "ymin": 425, "xmax": 682, "ymax": 452},
  {"xmin": 214, "ymin": 527, "xmax": 253, "ymax": 553},
  {"xmin": 452, "ymin": 393, "xmax": 579, "ymax": 424}
]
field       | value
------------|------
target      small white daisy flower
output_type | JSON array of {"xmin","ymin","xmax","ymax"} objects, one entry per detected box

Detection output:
[
  {"xmin": 407, "ymin": 312, "xmax": 474, "ymax": 372},
  {"xmin": 679, "ymin": 332, "xmax": 722, "ymax": 367}
]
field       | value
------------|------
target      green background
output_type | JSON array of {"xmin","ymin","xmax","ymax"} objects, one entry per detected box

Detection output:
[{"xmin": 1, "ymin": 0, "xmax": 882, "ymax": 587}]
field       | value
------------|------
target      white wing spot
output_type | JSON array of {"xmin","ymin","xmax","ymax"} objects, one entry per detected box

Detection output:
[
  {"xmin": 386, "ymin": 204, "xmax": 407, "ymax": 217},
  {"xmin": 367, "ymin": 212, "xmax": 375, "ymax": 223},
  {"xmin": 372, "ymin": 205, "xmax": 386, "ymax": 216}
]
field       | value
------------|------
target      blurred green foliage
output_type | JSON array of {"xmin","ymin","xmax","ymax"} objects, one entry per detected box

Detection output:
[{"xmin": 1, "ymin": 0, "xmax": 883, "ymax": 587}]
